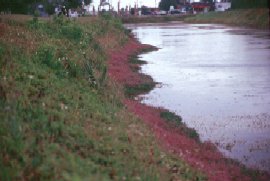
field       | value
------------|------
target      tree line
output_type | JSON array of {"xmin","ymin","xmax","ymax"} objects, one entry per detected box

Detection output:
[
  {"xmin": 158, "ymin": 0, "xmax": 268, "ymax": 11},
  {"xmin": 231, "ymin": 0, "xmax": 268, "ymax": 9},
  {"xmin": 0, "ymin": 0, "xmax": 92, "ymax": 14}
]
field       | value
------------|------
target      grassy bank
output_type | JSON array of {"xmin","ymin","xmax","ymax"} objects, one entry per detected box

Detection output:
[
  {"xmin": 184, "ymin": 9, "xmax": 269, "ymax": 29},
  {"xmin": 0, "ymin": 15, "xmax": 206, "ymax": 180},
  {"xmin": 122, "ymin": 15, "xmax": 194, "ymax": 24}
]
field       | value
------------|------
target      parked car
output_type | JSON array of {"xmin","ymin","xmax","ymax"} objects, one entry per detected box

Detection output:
[
  {"xmin": 170, "ymin": 9, "xmax": 181, "ymax": 15},
  {"xmin": 155, "ymin": 10, "xmax": 167, "ymax": 15},
  {"xmin": 142, "ymin": 11, "xmax": 152, "ymax": 15}
]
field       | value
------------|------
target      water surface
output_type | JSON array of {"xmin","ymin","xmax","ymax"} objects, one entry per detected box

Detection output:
[{"xmin": 126, "ymin": 22, "xmax": 270, "ymax": 172}]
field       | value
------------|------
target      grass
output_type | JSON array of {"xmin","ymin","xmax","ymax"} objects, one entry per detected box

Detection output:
[
  {"xmin": 0, "ymin": 15, "xmax": 206, "ymax": 180},
  {"xmin": 122, "ymin": 14, "xmax": 195, "ymax": 24},
  {"xmin": 160, "ymin": 112, "xmax": 200, "ymax": 141},
  {"xmin": 125, "ymin": 53, "xmax": 157, "ymax": 98},
  {"xmin": 129, "ymin": 55, "xmax": 147, "ymax": 65},
  {"xmin": 184, "ymin": 8, "xmax": 269, "ymax": 29},
  {"xmin": 125, "ymin": 83, "xmax": 156, "ymax": 98}
]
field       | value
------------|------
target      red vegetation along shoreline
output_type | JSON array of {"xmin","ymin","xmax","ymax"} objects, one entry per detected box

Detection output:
[{"xmin": 108, "ymin": 37, "xmax": 269, "ymax": 181}]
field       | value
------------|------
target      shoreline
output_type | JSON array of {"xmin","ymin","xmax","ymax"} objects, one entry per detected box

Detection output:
[
  {"xmin": 1, "ymin": 14, "xmax": 269, "ymax": 180},
  {"xmin": 184, "ymin": 9, "xmax": 269, "ymax": 30},
  {"xmin": 107, "ymin": 34, "xmax": 270, "ymax": 180}
]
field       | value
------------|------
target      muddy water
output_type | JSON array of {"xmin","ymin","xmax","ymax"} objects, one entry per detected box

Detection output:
[{"xmin": 126, "ymin": 23, "xmax": 270, "ymax": 172}]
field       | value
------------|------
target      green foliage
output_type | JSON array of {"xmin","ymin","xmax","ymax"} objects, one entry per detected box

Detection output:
[
  {"xmin": 64, "ymin": 0, "xmax": 81, "ymax": 9},
  {"xmin": 0, "ymin": 43, "xmax": 5, "ymax": 66},
  {"xmin": 0, "ymin": 0, "xmax": 34, "ymax": 14},
  {"xmin": 184, "ymin": 9, "xmax": 269, "ymax": 29},
  {"xmin": 160, "ymin": 111, "xmax": 182, "ymax": 125},
  {"xmin": 83, "ymin": 58, "xmax": 97, "ymax": 87},
  {"xmin": 60, "ymin": 25, "xmax": 83, "ymax": 42},
  {"xmin": 231, "ymin": 0, "xmax": 268, "ymax": 9},
  {"xmin": 36, "ymin": 45, "xmax": 59, "ymax": 69},
  {"xmin": 52, "ymin": 14, "xmax": 65, "ymax": 26},
  {"xmin": 160, "ymin": 111, "xmax": 200, "ymax": 141},
  {"xmin": 100, "ymin": 13, "xmax": 125, "ymax": 32},
  {"xmin": 44, "ymin": 2, "xmax": 55, "ymax": 15},
  {"xmin": 159, "ymin": 0, "xmax": 178, "ymax": 11},
  {"xmin": 125, "ymin": 83, "xmax": 156, "ymax": 97}
]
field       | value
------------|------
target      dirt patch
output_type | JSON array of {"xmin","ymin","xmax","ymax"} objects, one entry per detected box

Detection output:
[
  {"xmin": 0, "ymin": 23, "xmax": 7, "ymax": 37},
  {"xmin": 107, "ymin": 37, "xmax": 270, "ymax": 181}
]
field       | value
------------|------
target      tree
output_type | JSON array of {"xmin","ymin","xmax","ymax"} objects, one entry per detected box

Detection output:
[
  {"xmin": 159, "ymin": 0, "xmax": 178, "ymax": 11},
  {"xmin": 201, "ymin": 0, "xmax": 214, "ymax": 3},
  {"xmin": 0, "ymin": 0, "xmax": 36, "ymax": 14},
  {"xmin": 231, "ymin": 0, "xmax": 268, "ymax": 9},
  {"xmin": 84, "ymin": 0, "xmax": 92, "ymax": 5},
  {"xmin": 0, "ymin": 0, "xmax": 92, "ymax": 14}
]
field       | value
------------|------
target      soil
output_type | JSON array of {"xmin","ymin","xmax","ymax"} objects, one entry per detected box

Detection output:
[{"xmin": 107, "ymin": 37, "xmax": 270, "ymax": 181}]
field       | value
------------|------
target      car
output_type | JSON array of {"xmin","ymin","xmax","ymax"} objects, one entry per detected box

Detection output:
[
  {"xmin": 156, "ymin": 10, "xmax": 167, "ymax": 15},
  {"xmin": 142, "ymin": 11, "xmax": 152, "ymax": 15},
  {"xmin": 170, "ymin": 10, "xmax": 181, "ymax": 15}
]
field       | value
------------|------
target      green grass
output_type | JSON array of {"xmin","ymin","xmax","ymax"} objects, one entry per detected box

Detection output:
[
  {"xmin": 122, "ymin": 15, "xmax": 195, "ymax": 24},
  {"xmin": 129, "ymin": 55, "xmax": 147, "ymax": 65},
  {"xmin": 160, "ymin": 112, "xmax": 200, "ymax": 141},
  {"xmin": 125, "ymin": 54, "xmax": 157, "ymax": 97},
  {"xmin": 125, "ymin": 83, "xmax": 156, "ymax": 97},
  {"xmin": 184, "ymin": 9, "xmax": 269, "ymax": 29},
  {"xmin": 0, "ymin": 15, "xmax": 206, "ymax": 180}
]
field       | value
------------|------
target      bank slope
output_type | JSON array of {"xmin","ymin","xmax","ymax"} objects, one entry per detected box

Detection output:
[
  {"xmin": 184, "ymin": 9, "xmax": 269, "ymax": 29},
  {"xmin": 0, "ymin": 15, "xmax": 206, "ymax": 181}
]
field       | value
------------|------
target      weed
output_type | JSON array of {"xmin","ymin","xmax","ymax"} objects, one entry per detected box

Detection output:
[
  {"xmin": 60, "ymin": 25, "xmax": 82, "ymax": 42},
  {"xmin": 125, "ymin": 83, "xmax": 156, "ymax": 97},
  {"xmin": 83, "ymin": 58, "xmax": 97, "ymax": 87},
  {"xmin": 160, "ymin": 111, "xmax": 182, "ymax": 126},
  {"xmin": 129, "ymin": 55, "xmax": 147, "ymax": 65},
  {"xmin": 160, "ymin": 111, "xmax": 200, "ymax": 141}
]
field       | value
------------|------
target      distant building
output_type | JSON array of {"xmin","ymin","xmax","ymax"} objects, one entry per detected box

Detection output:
[{"xmin": 215, "ymin": 0, "xmax": 231, "ymax": 11}]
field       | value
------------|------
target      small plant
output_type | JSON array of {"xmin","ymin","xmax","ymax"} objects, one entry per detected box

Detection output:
[
  {"xmin": 60, "ymin": 25, "xmax": 83, "ymax": 42},
  {"xmin": 160, "ymin": 111, "xmax": 200, "ymax": 141},
  {"xmin": 129, "ymin": 55, "xmax": 146, "ymax": 65},
  {"xmin": 83, "ymin": 58, "xmax": 97, "ymax": 87},
  {"xmin": 98, "ymin": 66, "xmax": 107, "ymax": 87},
  {"xmin": 125, "ymin": 83, "xmax": 155, "ymax": 97},
  {"xmin": 33, "ymin": 10, "xmax": 39, "ymax": 24},
  {"xmin": 52, "ymin": 14, "xmax": 65, "ymax": 26},
  {"xmin": 160, "ymin": 111, "xmax": 182, "ymax": 126},
  {"xmin": 36, "ymin": 45, "xmax": 61, "ymax": 70},
  {"xmin": 27, "ymin": 10, "xmax": 40, "ymax": 29}
]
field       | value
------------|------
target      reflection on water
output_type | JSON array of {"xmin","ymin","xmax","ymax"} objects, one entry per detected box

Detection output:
[{"xmin": 126, "ymin": 22, "xmax": 270, "ymax": 172}]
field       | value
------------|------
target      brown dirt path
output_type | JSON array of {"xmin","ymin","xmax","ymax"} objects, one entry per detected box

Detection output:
[{"xmin": 107, "ymin": 37, "xmax": 270, "ymax": 181}]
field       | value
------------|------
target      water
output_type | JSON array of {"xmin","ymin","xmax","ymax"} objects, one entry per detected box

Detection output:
[{"xmin": 126, "ymin": 22, "xmax": 270, "ymax": 172}]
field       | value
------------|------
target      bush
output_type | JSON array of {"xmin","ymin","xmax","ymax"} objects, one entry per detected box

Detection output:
[
  {"xmin": 231, "ymin": 0, "xmax": 268, "ymax": 9},
  {"xmin": 60, "ymin": 25, "xmax": 83, "ymax": 42}
]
